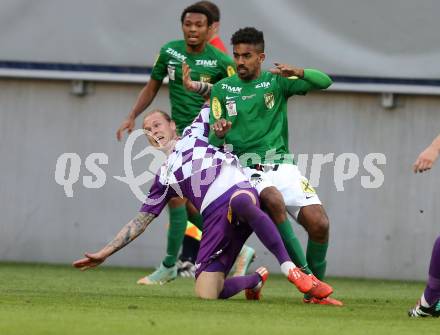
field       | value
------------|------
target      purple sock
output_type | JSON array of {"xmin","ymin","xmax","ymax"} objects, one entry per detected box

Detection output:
[
  {"xmin": 230, "ymin": 193, "xmax": 290, "ymax": 264},
  {"xmin": 424, "ymin": 235, "xmax": 440, "ymax": 305},
  {"xmin": 218, "ymin": 273, "xmax": 260, "ymax": 299}
]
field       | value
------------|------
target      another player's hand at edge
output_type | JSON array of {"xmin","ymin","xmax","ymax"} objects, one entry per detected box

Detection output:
[
  {"xmin": 116, "ymin": 117, "xmax": 135, "ymax": 141},
  {"xmin": 269, "ymin": 63, "xmax": 304, "ymax": 78},
  {"xmin": 413, "ymin": 146, "xmax": 439, "ymax": 173},
  {"xmin": 212, "ymin": 119, "xmax": 232, "ymax": 138},
  {"xmin": 72, "ymin": 251, "xmax": 108, "ymax": 271}
]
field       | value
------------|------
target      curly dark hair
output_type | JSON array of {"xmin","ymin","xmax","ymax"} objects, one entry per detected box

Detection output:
[
  {"xmin": 231, "ymin": 27, "xmax": 264, "ymax": 52},
  {"xmin": 194, "ymin": 1, "xmax": 220, "ymax": 22},
  {"xmin": 181, "ymin": 4, "xmax": 213, "ymax": 26}
]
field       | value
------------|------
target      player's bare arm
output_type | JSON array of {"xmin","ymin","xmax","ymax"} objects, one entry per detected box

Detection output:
[
  {"xmin": 72, "ymin": 212, "xmax": 155, "ymax": 271},
  {"xmin": 212, "ymin": 118, "xmax": 232, "ymax": 138},
  {"xmin": 182, "ymin": 62, "xmax": 212, "ymax": 99},
  {"xmin": 269, "ymin": 63, "xmax": 304, "ymax": 78},
  {"xmin": 116, "ymin": 79, "xmax": 163, "ymax": 141},
  {"xmin": 413, "ymin": 134, "xmax": 440, "ymax": 173}
]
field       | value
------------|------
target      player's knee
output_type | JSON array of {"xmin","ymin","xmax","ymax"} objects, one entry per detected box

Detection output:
[
  {"xmin": 230, "ymin": 192, "xmax": 255, "ymax": 212},
  {"xmin": 195, "ymin": 289, "xmax": 219, "ymax": 300},
  {"xmin": 259, "ymin": 187, "xmax": 286, "ymax": 222},
  {"xmin": 308, "ymin": 213, "xmax": 329, "ymax": 241},
  {"xmin": 195, "ymin": 276, "xmax": 221, "ymax": 300},
  {"xmin": 168, "ymin": 197, "xmax": 186, "ymax": 208}
]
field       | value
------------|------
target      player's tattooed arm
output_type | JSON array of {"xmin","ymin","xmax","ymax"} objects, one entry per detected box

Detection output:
[
  {"xmin": 106, "ymin": 212, "xmax": 156, "ymax": 255},
  {"xmin": 72, "ymin": 212, "xmax": 156, "ymax": 271},
  {"xmin": 182, "ymin": 62, "xmax": 212, "ymax": 99}
]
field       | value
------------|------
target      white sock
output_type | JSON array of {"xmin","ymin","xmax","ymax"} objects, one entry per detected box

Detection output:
[
  {"xmin": 421, "ymin": 293, "xmax": 430, "ymax": 308},
  {"xmin": 280, "ymin": 261, "xmax": 296, "ymax": 277}
]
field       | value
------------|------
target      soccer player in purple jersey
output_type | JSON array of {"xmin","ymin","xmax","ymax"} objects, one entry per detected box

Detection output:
[
  {"xmin": 73, "ymin": 107, "xmax": 334, "ymax": 300},
  {"xmin": 408, "ymin": 134, "xmax": 440, "ymax": 317},
  {"xmin": 182, "ymin": 28, "xmax": 343, "ymax": 305}
]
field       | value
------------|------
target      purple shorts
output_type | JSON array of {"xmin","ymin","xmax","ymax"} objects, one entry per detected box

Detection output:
[{"xmin": 195, "ymin": 183, "xmax": 257, "ymax": 278}]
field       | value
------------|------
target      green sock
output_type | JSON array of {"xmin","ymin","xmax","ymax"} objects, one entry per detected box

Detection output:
[
  {"xmin": 162, "ymin": 205, "xmax": 188, "ymax": 268},
  {"xmin": 276, "ymin": 219, "xmax": 312, "ymax": 274},
  {"xmin": 306, "ymin": 239, "xmax": 328, "ymax": 280},
  {"xmin": 188, "ymin": 212, "xmax": 203, "ymax": 230}
]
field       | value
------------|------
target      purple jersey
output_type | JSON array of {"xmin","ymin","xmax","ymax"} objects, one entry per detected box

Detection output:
[{"xmin": 140, "ymin": 106, "xmax": 239, "ymax": 215}]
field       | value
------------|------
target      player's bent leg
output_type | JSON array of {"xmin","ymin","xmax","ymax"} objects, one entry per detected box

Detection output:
[
  {"xmin": 163, "ymin": 197, "xmax": 188, "ymax": 267},
  {"xmin": 138, "ymin": 197, "xmax": 187, "ymax": 284},
  {"xmin": 245, "ymin": 267, "xmax": 269, "ymax": 300},
  {"xmin": 297, "ymin": 204, "xmax": 342, "ymax": 304},
  {"xmin": 424, "ymin": 236, "xmax": 440, "ymax": 305},
  {"xmin": 231, "ymin": 245, "xmax": 256, "ymax": 277},
  {"xmin": 186, "ymin": 200, "xmax": 203, "ymax": 230},
  {"xmin": 178, "ymin": 201, "xmax": 203, "ymax": 277},
  {"xmin": 228, "ymin": 190, "xmax": 317, "ymax": 294},
  {"xmin": 259, "ymin": 186, "xmax": 288, "ymax": 223},
  {"xmin": 219, "ymin": 271, "xmax": 263, "ymax": 299},
  {"xmin": 260, "ymin": 187, "xmax": 312, "ymax": 274},
  {"xmin": 297, "ymin": 204, "xmax": 329, "ymax": 243},
  {"xmin": 229, "ymin": 190, "xmax": 290, "ymax": 265},
  {"xmin": 298, "ymin": 204, "xmax": 329, "ymax": 280},
  {"xmin": 195, "ymin": 271, "xmax": 225, "ymax": 299},
  {"xmin": 409, "ymin": 235, "xmax": 440, "ymax": 317},
  {"xmin": 195, "ymin": 265, "xmax": 264, "ymax": 300},
  {"xmin": 137, "ymin": 263, "xmax": 177, "ymax": 285}
]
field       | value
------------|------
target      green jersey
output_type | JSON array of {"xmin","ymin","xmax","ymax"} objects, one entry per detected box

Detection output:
[
  {"xmin": 209, "ymin": 69, "xmax": 332, "ymax": 166},
  {"xmin": 151, "ymin": 40, "xmax": 235, "ymax": 133}
]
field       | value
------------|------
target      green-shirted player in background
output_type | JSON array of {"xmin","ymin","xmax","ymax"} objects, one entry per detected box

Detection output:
[
  {"xmin": 187, "ymin": 27, "xmax": 342, "ymax": 305},
  {"xmin": 116, "ymin": 4, "xmax": 235, "ymax": 285},
  {"xmin": 178, "ymin": 1, "xmax": 256, "ymax": 279}
]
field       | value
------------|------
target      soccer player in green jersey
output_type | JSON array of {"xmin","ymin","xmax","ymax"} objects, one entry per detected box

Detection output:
[
  {"xmin": 116, "ymin": 4, "xmax": 235, "ymax": 285},
  {"xmin": 187, "ymin": 27, "xmax": 342, "ymax": 305}
]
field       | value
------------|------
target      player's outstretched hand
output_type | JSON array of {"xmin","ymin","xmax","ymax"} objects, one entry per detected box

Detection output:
[
  {"xmin": 212, "ymin": 118, "xmax": 232, "ymax": 138},
  {"xmin": 72, "ymin": 252, "xmax": 107, "ymax": 271},
  {"xmin": 269, "ymin": 63, "xmax": 304, "ymax": 78},
  {"xmin": 182, "ymin": 61, "xmax": 195, "ymax": 91},
  {"xmin": 116, "ymin": 118, "xmax": 135, "ymax": 141},
  {"xmin": 413, "ymin": 145, "xmax": 439, "ymax": 173}
]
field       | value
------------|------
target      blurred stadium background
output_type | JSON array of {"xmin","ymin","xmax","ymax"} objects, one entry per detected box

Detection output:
[{"xmin": 0, "ymin": 0, "xmax": 439, "ymax": 280}]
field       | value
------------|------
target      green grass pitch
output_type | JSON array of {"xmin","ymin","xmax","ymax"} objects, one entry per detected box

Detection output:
[{"xmin": 0, "ymin": 262, "xmax": 438, "ymax": 335}]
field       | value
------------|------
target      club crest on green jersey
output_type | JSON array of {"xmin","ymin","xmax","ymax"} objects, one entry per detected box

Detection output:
[
  {"xmin": 199, "ymin": 74, "xmax": 211, "ymax": 83},
  {"xmin": 264, "ymin": 92, "xmax": 275, "ymax": 109}
]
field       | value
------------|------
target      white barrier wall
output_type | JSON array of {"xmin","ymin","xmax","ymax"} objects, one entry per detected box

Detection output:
[
  {"xmin": 0, "ymin": 78, "xmax": 439, "ymax": 280},
  {"xmin": 1, "ymin": 0, "xmax": 440, "ymax": 79}
]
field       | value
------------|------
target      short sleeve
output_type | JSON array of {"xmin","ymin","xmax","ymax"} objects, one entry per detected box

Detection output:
[
  {"xmin": 222, "ymin": 54, "xmax": 236, "ymax": 77},
  {"xmin": 150, "ymin": 46, "xmax": 168, "ymax": 82}
]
